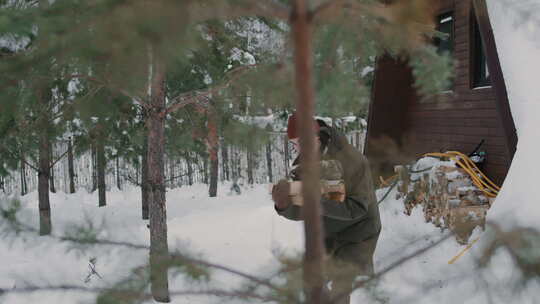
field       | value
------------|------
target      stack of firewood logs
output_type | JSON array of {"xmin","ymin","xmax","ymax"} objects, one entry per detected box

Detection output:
[{"xmin": 395, "ymin": 164, "xmax": 494, "ymax": 244}]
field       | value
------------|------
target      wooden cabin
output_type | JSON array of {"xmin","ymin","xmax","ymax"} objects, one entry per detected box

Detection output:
[{"xmin": 365, "ymin": 0, "xmax": 517, "ymax": 185}]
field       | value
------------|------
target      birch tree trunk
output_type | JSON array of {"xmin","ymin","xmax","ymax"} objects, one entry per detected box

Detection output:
[
  {"xmin": 291, "ymin": 1, "xmax": 326, "ymax": 302},
  {"xmin": 147, "ymin": 53, "xmax": 170, "ymax": 303}
]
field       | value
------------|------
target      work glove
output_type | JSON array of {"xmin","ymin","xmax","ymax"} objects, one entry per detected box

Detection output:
[{"xmin": 272, "ymin": 179, "xmax": 292, "ymax": 211}]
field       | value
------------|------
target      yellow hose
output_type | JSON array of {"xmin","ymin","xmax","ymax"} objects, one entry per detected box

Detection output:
[
  {"xmin": 448, "ymin": 237, "xmax": 480, "ymax": 264},
  {"xmin": 423, "ymin": 151, "xmax": 500, "ymax": 198},
  {"xmin": 379, "ymin": 174, "xmax": 397, "ymax": 187}
]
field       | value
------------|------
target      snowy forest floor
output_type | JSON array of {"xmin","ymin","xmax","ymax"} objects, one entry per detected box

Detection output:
[{"xmin": 0, "ymin": 183, "xmax": 536, "ymax": 304}]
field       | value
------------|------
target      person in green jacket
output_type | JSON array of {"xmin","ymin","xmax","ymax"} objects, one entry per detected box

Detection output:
[{"xmin": 272, "ymin": 113, "xmax": 381, "ymax": 303}]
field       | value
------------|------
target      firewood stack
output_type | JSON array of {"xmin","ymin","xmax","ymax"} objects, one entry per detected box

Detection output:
[{"xmin": 395, "ymin": 164, "xmax": 494, "ymax": 244}]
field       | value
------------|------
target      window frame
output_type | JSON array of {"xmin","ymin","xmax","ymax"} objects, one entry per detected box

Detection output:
[
  {"xmin": 434, "ymin": 11, "xmax": 455, "ymax": 93},
  {"xmin": 470, "ymin": 8, "xmax": 492, "ymax": 89},
  {"xmin": 434, "ymin": 11, "xmax": 455, "ymax": 56}
]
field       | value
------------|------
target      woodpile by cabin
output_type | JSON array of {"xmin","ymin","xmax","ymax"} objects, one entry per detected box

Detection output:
[{"xmin": 392, "ymin": 155, "xmax": 498, "ymax": 245}]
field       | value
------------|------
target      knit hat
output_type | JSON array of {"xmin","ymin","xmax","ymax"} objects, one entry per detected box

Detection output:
[{"xmin": 287, "ymin": 112, "xmax": 320, "ymax": 140}]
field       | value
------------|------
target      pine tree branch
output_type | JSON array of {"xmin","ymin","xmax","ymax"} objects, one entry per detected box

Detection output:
[
  {"xmin": 163, "ymin": 64, "xmax": 259, "ymax": 118},
  {"xmin": 190, "ymin": 0, "xmax": 290, "ymax": 21},
  {"xmin": 232, "ymin": 0, "xmax": 291, "ymax": 20},
  {"xmin": 0, "ymin": 146, "xmax": 40, "ymax": 172},
  {"xmin": 311, "ymin": 0, "xmax": 386, "ymax": 23},
  {"xmin": 164, "ymin": 169, "xmax": 205, "ymax": 183},
  {"xmin": 0, "ymin": 285, "xmax": 284, "ymax": 303},
  {"xmin": 48, "ymin": 148, "xmax": 69, "ymax": 170},
  {"xmin": 0, "ymin": 215, "xmax": 285, "ymax": 297},
  {"xmin": 66, "ymin": 74, "xmax": 146, "ymax": 107},
  {"xmin": 169, "ymin": 253, "xmax": 284, "ymax": 295},
  {"xmin": 49, "ymin": 85, "xmax": 105, "ymax": 122},
  {"xmin": 331, "ymin": 233, "xmax": 454, "ymax": 304},
  {"xmin": 124, "ymin": 173, "xmax": 141, "ymax": 187}
]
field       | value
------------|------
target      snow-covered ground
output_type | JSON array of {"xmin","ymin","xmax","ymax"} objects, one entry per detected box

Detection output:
[
  {"xmin": 2, "ymin": 1, "xmax": 539, "ymax": 303},
  {"xmin": 486, "ymin": 0, "xmax": 540, "ymax": 227},
  {"xmin": 3, "ymin": 181, "xmax": 534, "ymax": 304}
]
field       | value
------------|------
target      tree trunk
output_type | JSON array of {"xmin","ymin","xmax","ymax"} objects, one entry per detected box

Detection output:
[
  {"xmin": 38, "ymin": 109, "xmax": 52, "ymax": 236},
  {"xmin": 203, "ymin": 157, "xmax": 208, "ymax": 185},
  {"xmin": 266, "ymin": 141, "xmax": 273, "ymax": 183},
  {"xmin": 97, "ymin": 138, "xmax": 106, "ymax": 207},
  {"xmin": 135, "ymin": 158, "xmax": 140, "ymax": 187},
  {"xmin": 147, "ymin": 54, "xmax": 170, "ymax": 303},
  {"xmin": 283, "ymin": 134, "xmax": 290, "ymax": 178},
  {"xmin": 116, "ymin": 156, "xmax": 122, "ymax": 191},
  {"xmin": 247, "ymin": 150, "xmax": 254, "ymax": 185},
  {"xmin": 168, "ymin": 156, "xmax": 175, "ymax": 189},
  {"xmin": 141, "ymin": 136, "xmax": 149, "ymax": 220},
  {"xmin": 186, "ymin": 153, "xmax": 193, "ymax": 186},
  {"xmin": 291, "ymin": 1, "xmax": 326, "ymax": 302},
  {"xmin": 68, "ymin": 138, "xmax": 76, "ymax": 193},
  {"xmin": 208, "ymin": 109, "xmax": 219, "ymax": 197},
  {"xmin": 49, "ymin": 143, "xmax": 56, "ymax": 193},
  {"xmin": 236, "ymin": 147, "xmax": 241, "ymax": 180},
  {"xmin": 220, "ymin": 138, "xmax": 229, "ymax": 182},
  {"xmin": 20, "ymin": 157, "xmax": 27, "ymax": 196},
  {"xmin": 91, "ymin": 144, "xmax": 97, "ymax": 192}
]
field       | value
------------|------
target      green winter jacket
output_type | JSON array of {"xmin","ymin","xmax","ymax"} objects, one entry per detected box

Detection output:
[{"xmin": 277, "ymin": 127, "xmax": 381, "ymax": 243}]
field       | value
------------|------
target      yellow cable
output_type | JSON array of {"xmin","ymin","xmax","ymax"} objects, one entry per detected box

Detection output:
[
  {"xmin": 448, "ymin": 237, "xmax": 480, "ymax": 264},
  {"xmin": 379, "ymin": 174, "xmax": 397, "ymax": 187},
  {"xmin": 423, "ymin": 152, "xmax": 500, "ymax": 198},
  {"xmin": 446, "ymin": 152, "xmax": 499, "ymax": 197},
  {"xmin": 446, "ymin": 151, "xmax": 501, "ymax": 191},
  {"xmin": 424, "ymin": 152, "xmax": 499, "ymax": 197}
]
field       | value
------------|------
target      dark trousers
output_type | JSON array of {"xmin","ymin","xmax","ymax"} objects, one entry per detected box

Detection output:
[{"xmin": 324, "ymin": 235, "xmax": 379, "ymax": 304}]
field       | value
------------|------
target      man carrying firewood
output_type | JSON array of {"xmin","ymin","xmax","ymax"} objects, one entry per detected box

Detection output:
[{"xmin": 271, "ymin": 112, "xmax": 381, "ymax": 303}]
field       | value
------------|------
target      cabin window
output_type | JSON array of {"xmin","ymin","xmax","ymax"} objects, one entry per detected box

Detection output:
[
  {"xmin": 471, "ymin": 12, "xmax": 491, "ymax": 88},
  {"xmin": 434, "ymin": 12, "xmax": 454, "ymax": 55},
  {"xmin": 434, "ymin": 12, "xmax": 454, "ymax": 91}
]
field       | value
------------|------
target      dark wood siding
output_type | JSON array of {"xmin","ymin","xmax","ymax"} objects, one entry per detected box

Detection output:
[
  {"xmin": 365, "ymin": 56, "xmax": 417, "ymax": 179},
  {"xmin": 366, "ymin": 0, "xmax": 514, "ymax": 185}
]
